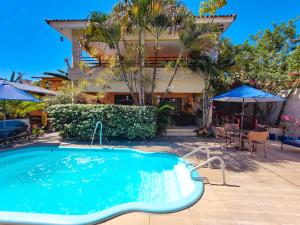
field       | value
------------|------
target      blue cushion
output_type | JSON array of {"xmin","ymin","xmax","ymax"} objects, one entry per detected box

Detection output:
[
  {"xmin": 0, "ymin": 121, "xmax": 26, "ymax": 128},
  {"xmin": 0, "ymin": 120, "xmax": 28, "ymax": 139},
  {"xmin": 283, "ymin": 139, "xmax": 300, "ymax": 148}
]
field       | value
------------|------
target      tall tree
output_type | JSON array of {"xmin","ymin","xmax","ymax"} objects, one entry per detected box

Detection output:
[
  {"xmin": 79, "ymin": 12, "xmax": 139, "ymax": 104},
  {"xmin": 125, "ymin": 0, "xmax": 154, "ymax": 105},
  {"xmin": 147, "ymin": 13, "xmax": 170, "ymax": 103},
  {"xmin": 81, "ymin": 1, "xmax": 218, "ymax": 106},
  {"xmin": 227, "ymin": 19, "xmax": 299, "ymax": 93},
  {"xmin": 162, "ymin": 12, "xmax": 218, "ymax": 100}
]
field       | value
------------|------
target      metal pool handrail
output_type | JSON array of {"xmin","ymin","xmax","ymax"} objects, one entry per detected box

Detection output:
[
  {"xmin": 191, "ymin": 156, "xmax": 226, "ymax": 185},
  {"xmin": 183, "ymin": 146, "xmax": 211, "ymax": 168},
  {"xmin": 91, "ymin": 121, "xmax": 103, "ymax": 146}
]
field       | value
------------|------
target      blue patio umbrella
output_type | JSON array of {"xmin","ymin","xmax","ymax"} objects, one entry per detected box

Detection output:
[
  {"xmin": 212, "ymin": 85, "xmax": 284, "ymax": 103},
  {"xmin": 212, "ymin": 85, "xmax": 285, "ymax": 150},
  {"xmin": 0, "ymin": 81, "xmax": 40, "ymax": 127}
]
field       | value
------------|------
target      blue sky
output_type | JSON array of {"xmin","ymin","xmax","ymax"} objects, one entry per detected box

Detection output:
[{"xmin": 0, "ymin": 0, "xmax": 299, "ymax": 80}]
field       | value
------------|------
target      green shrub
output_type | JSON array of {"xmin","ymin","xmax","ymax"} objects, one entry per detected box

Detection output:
[{"xmin": 47, "ymin": 104, "xmax": 157, "ymax": 140}]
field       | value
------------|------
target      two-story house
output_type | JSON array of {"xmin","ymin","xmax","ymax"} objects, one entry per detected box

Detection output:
[{"xmin": 46, "ymin": 15, "xmax": 236, "ymax": 110}]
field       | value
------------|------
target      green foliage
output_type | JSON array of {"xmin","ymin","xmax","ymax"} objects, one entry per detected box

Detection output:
[
  {"xmin": 47, "ymin": 104, "xmax": 157, "ymax": 140},
  {"xmin": 209, "ymin": 19, "xmax": 299, "ymax": 125},
  {"xmin": 287, "ymin": 45, "xmax": 300, "ymax": 73},
  {"xmin": 229, "ymin": 20, "xmax": 300, "ymax": 93},
  {"xmin": 189, "ymin": 52, "xmax": 225, "ymax": 95},
  {"xmin": 199, "ymin": 0, "xmax": 227, "ymax": 15},
  {"xmin": 81, "ymin": 1, "xmax": 219, "ymax": 105},
  {"xmin": 32, "ymin": 127, "xmax": 45, "ymax": 137},
  {"xmin": 0, "ymin": 100, "xmax": 45, "ymax": 118},
  {"xmin": 43, "ymin": 80, "xmax": 105, "ymax": 105},
  {"xmin": 157, "ymin": 102, "xmax": 175, "ymax": 135}
]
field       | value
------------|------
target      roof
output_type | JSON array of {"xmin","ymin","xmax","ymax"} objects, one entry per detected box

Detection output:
[
  {"xmin": 2, "ymin": 81, "xmax": 56, "ymax": 96},
  {"xmin": 46, "ymin": 19, "xmax": 87, "ymax": 24},
  {"xmin": 31, "ymin": 76, "xmax": 65, "ymax": 79},
  {"xmin": 197, "ymin": 14, "xmax": 237, "ymax": 19},
  {"xmin": 46, "ymin": 14, "xmax": 236, "ymax": 39},
  {"xmin": 0, "ymin": 81, "xmax": 41, "ymax": 102},
  {"xmin": 46, "ymin": 14, "xmax": 237, "ymax": 23}
]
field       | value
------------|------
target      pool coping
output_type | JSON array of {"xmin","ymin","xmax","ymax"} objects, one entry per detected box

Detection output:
[{"xmin": 0, "ymin": 145, "xmax": 205, "ymax": 225}]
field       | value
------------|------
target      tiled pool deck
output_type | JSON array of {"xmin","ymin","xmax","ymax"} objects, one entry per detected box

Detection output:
[{"xmin": 6, "ymin": 133, "xmax": 300, "ymax": 225}]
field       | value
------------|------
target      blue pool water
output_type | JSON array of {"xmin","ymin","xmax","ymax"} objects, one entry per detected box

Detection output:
[{"xmin": 0, "ymin": 145, "xmax": 204, "ymax": 225}]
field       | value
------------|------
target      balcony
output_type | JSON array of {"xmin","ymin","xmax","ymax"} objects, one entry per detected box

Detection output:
[{"xmin": 80, "ymin": 56, "xmax": 192, "ymax": 69}]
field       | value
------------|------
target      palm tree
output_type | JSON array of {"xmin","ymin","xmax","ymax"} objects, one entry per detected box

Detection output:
[
  {"xmin": 195, "ymin": 55, "xmax": 220, "ymax": 127},
  {"xmin": 9, "ymin": 71, "xmax": 16, "ymax": 82},
  {"xmin": 112, "ymin": 0, "xmax": 167, "ymax": 105},
  {"xmin": 80, "ymin": 11, "xmax": 139, "ymax": 104},
  {"xmin": 147, "ymin": 13, "xmax": 170, "ymax": 103},
  {"xmin": 9, "ymin": 71, "xmax": 25, "ymax": 83},
  {"xmin": 125, "ymin": 0, "xmax": 155, "ymax": 105},
  {"xmin": 162, "ymin": 10, "xmax": 218, "ymax": 101},
  {"xmin": 80, "ymin": 1, "xmax": 218, "ymax": 106},
  {"xmin": 199, "ymin": 0, "xmax": 227, "ymax": 15}
]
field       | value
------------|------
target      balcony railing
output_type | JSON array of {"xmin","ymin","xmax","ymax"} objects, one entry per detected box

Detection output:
[
  {"xmin": 80, "ymin": 57, "xmax": 101, "ymax": 68},
  {"xmin": 80, "ymin": 56, "xmax": 192, "ymax": 68}
]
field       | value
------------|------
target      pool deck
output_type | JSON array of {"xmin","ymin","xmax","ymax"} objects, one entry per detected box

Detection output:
[{"xmin": 4, "ymin": 133, "xmax": 300, "ymax": 225}]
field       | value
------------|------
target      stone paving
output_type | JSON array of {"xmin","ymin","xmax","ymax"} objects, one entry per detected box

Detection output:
[{"xmin": 3, "ymin": 133, "xmax": 300, "ymax": 225}]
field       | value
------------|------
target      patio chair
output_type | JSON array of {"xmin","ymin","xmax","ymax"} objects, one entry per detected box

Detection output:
[
  {"xmin": 224, "ymin": 123, "xmax": 239, "ymax": 131},
  {"xmin": 213, "ymin": 126, "xmax": 230, "ymax": 149},
  {"xmin": 244, "ymin": 131, "xmax": 269, "ymax": 158},
  {"xmin": 224, "ymin": 123, "xmax": 239, "ymax": 143}
]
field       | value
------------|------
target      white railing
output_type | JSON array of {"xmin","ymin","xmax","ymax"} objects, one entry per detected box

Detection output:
[
  {"xmin": 191, "ymin": 156, "xmax": 226, "ymax": 185},
  {"xmin": 90, "ymin": 121, "xmax": 103, "ymax": 146},
  {"xmin": 183, "ymin": 145, "xmax": 211, "ymax": 168}
]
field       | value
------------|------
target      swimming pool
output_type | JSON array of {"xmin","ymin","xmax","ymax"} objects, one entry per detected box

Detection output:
[{"xmin": 0, "ymin": 145, "xmax": 204, "ymax": 225}]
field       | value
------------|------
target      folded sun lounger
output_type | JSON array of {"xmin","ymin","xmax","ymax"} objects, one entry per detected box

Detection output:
[{"xmin": 281, "ymin": 139, "xmax": 300, "ymax": 150}]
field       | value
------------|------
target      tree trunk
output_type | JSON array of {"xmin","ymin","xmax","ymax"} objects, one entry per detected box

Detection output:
[
  {"xmin": 202, "ymin": 90, "xmax": 206, "ymax": 127},
  {"xmin": 116, "ymin": 43, "xmax": 139, "ymax": 105},
  {"xmin": 202, "ymin": 89, "xmax": 210, "ymax": 128},
  {"xmin": 138, "ymin": 28, "xmax": 145, "ymax": 105},
  {"xmin": 150, "ymin": 37, "xmax": 159, "ymax": 104},
  {"xmin": 162, "ymin": 49, "xmax": 183, "ymax": 101}
]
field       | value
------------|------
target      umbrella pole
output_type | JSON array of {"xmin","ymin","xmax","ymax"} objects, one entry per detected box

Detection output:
[{"xmin": 239, "ymin": 98, "xmax": 245, "ymax": 151}]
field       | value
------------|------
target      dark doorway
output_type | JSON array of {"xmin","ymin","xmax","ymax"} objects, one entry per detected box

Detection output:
[{"xmin": 114, "ymin": 95, "xmax": 133, "ymax": 105}]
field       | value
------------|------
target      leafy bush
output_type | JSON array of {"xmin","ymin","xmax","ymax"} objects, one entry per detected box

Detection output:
[
  {"xmin": 157, "ymin": 102, "xmax": 175, "ymax": 135},
  {"xmin": 47, "ymin": 104, "xmax": 157, "ymax": 140}
]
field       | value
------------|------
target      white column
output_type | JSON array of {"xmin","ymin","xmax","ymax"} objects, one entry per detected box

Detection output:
[{"xmin": 72, "ymin": 31, "xmax": 81, "ymax": 68}]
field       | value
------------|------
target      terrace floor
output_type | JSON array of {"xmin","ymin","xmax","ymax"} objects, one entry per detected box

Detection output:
[{"xmin": 6, "ymin": 133, "xmax": 300, "ymax": 225}]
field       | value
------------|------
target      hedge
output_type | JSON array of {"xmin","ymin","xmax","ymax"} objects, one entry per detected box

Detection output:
[{"xmin": 47, "ymin": 104, "xmax": 157, "ymax": 140}]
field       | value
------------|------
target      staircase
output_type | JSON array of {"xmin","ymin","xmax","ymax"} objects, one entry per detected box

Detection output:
[{"xmin": 164, "ymin": 126, "xmax": 198, "ymax": 137}]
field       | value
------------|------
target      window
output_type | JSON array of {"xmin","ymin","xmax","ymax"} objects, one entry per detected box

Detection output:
[{"xmin": 114, "ymin": 95, "xmax": 133, "ymax": 105}]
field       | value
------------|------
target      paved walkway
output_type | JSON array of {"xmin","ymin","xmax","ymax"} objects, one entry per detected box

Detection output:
[{"xmin": 4, "ymin": 133, "xmax": 300, "ymax": 225}]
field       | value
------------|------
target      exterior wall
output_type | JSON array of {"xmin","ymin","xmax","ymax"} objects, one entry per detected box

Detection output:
[
  {"xmin": 281, "ymin": 88, "xmax": 300, "ymax": 137},
  {"xmin": 69, "ymin": 67, "xmax": 206, "ymax": 94},
  {"xmin": 97, "ymin": 92, "xmax": 194, "ymax": 105},
  {"xmin": 41, "ymin": 78, "xmax": 64, "ymax": 91}
]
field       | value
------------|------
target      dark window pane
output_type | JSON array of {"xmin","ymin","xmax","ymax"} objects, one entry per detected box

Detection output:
[{"xmin": 114, "ymin": 95, "xmax": 133, "ymax": 105}]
